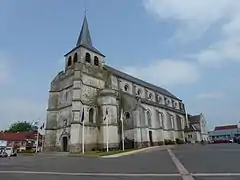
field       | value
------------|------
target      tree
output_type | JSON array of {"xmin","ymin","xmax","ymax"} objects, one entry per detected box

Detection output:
[{"xmin": 7, "ymin": 121, "xmax": 37, "ymax": 132}]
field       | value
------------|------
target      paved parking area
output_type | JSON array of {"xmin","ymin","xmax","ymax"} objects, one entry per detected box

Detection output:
[{"xmin": 0, "ymin": 144, "xmax": 240, "ymax": 180}]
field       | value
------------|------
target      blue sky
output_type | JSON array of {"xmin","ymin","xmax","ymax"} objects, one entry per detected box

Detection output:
[{"xmin": 1, "ymin": 0, "xmax": 240, "ymax": 130}]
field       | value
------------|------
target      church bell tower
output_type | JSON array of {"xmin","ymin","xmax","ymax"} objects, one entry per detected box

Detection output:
[{"xmin": 64, "ymin": 15, "xmax": 105, "ymax": 70}]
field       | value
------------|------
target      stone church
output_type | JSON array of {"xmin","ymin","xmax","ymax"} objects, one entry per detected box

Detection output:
[{"xmin": 44, "ymin": 15, "xmax": 188, "ymax": 152}]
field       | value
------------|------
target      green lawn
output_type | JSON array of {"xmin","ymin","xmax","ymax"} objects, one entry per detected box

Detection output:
[{"xmin": 69, "ymin": 149, "xmax": 133, "ymax": 157}]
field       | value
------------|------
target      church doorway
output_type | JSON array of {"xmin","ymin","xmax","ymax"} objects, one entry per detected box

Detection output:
[
  {"xmin": 149, "ymin": 131, "xmax": 153, "ymax": 146},
  {"xmin": 62, "ymin": 137, "xmax": 68, "ymax": 152}
]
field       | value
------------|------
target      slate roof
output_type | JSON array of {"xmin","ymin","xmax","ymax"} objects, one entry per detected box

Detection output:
[
  {"xmin": 184, "ymin": 124, "xmax": 200, "ymax": 132},
  {"xmin": 74, "ymin": 15, "xmax": 104, "ymax": 57},
  {"xmin": 104, "ymin": 65, "xmax": 181, "ymax": 100},
  {"xmin": 65, "ymin": 16, "xmax": 180, "ymax": 101},
  {"xmin": 189, "ymin": 115, "xmax": 201, "ymax": 124}
]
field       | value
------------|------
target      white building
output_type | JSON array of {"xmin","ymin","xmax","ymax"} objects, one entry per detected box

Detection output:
[{"xmin": 44, "ymin": 15, "xmax": 190, "ymax": 152}]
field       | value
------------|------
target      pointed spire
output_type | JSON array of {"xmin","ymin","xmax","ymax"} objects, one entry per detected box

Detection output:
[
  {"xmin": 75, "ymin": 15, "xmax": 104, "ymax": 57},
  {"xmin": 76, "ymin": 15, "xmax": 92, "ymax": 47}
]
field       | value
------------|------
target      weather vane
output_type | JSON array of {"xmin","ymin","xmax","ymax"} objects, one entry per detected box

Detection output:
[{"xmin": 84, "ymin": 8, "xmax": 88, "ymax": 16}]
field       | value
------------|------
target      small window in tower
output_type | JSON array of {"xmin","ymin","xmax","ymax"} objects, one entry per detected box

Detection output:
[
  {"xmin": 85, "ymin": 52, "xmax": 91, "ymax": 63},
  {"xmin": 67, "ymin": 56, "xmax": 72, "ymax": 67},
  {"xmin": 94, "ymin": 56, "xmax": 99, "ymax": 66},
  {"xmin": 73, "ymin": 53, "xmax": 78, "ymax": 63}
]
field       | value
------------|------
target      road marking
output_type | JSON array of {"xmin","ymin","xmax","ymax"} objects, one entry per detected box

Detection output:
[
  {"xmin": 0, "ymin": 171, "xmax": 180, "ymax": 177},
  {"xmin": 167, "ymin": 149, "xmax": 195, "ymax": 180},
  {"xmin": 1, "ymin": 171, "xmax": 240, "ymax": 177},
  {"xmin": 193, "ymin": 173, "xmax": 240, "ymax": 176},
  {"xmin": 174, "ymin": 149, "xmax": 240, "ymax": 153}
]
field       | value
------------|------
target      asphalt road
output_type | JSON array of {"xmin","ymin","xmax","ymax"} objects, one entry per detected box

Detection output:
[{"xmin": 0, "ymin": 143, "xmax": 240, "ymax": 180}]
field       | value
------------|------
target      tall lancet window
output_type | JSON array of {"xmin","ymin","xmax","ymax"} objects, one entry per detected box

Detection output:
[
  {"xmin": 89, "ymin": 108, "xmax": 94, "ymax": 123},
  {"xmin": 73, "ymin": 53, "xmax": 78, "ymax": 63},
  {"xmin": 85, "ymin": 52, "xmax": 91, "ymax": 63},
  {"xmin": 94, "ymin": 56, "xmax": 99, "ymax": 66},
  {"xmin": 170, "ymin": 115, "xmax": 174, "ymax": 129},
  {"xmin": 147, "ymin": 111, "xmax": 152, "ymax": 127},
  {"xmin": 159, "ymin": 112, "xmax": 164, "ymax": 128}
]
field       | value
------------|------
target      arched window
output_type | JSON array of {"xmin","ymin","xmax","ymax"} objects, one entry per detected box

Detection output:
[
  {"xmin": 67, "ymin": 56, "xmax": 72, "ymax": 67},
  {"xmin": 85, "ymin": 52, "xmax": 91, "ymax": 63},
  {"xmin": 124, "ymin": 112, "xmax": 130, "ymax": 119},
  {"xmin": 94, "ymin": 56, "xmax": 99, "ymax": 66},
  {"xmin": 65, "ymin": 91, "xmax": 68, "ymax": 101},
  {"xmin": 137, "ymin": 89, "xmax": 141, "ymax": 96},
  {"xmin": 158, "ymin": 96, "xmax": 162, "ymax": 103},
  {"xmin": 89, "ymin": 108, "xmax": 94, "ymax": 123},
  {"xmin": 148, "ymin": 93, "xmax": 152, "ymax": 100},
  {"xmin": 73, "ymin": 53, "xmax": 78, "ymax": 63},
  {"xmin": 124, "ymin": 84, "xmax": 129, "ymax": 91},
  {"xmin": 170, "ymin": 115, "xmax": 174, "ymax": 129},
  {"xmin": 176, "ymin": 115, "xmax": 182, "ymax": 130},
  {"xmin": 159, "ymin": 112, "xmax": 164, "ymax": 128},
  {"xmin": 147, "ymin": 111, "xmax": 152, "ymax": 127}
]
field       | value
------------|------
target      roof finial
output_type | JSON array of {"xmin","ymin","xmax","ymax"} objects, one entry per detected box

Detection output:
[
  {"xmin": 84, "ymin": 0, "xmax": 88, "ymax": 16},
  {"xmin": 84, "ymin": 8, "xmax": 87, "ymax": 16}
]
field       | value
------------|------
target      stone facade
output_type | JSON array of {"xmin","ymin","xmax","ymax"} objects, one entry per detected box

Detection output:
[{"xmin": 44, "ymin": 15, "xmax": 188, "ymax": 152}]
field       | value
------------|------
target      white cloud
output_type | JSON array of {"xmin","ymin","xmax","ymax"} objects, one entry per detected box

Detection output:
[
  {"xmin": 144, "ymin": 0, "xmax": 234, "ymax": 26},
  {"xmin": 143, "ymin": 0, "xmax": 240, "ymax": 66},
  {"xmin": 197, "ymin": 92, "xmax": 224, "ymax": 100},
  {"xmin": 122, "ymin": 59, "xmax": 200, "ymax": 87},
  {"xmin": 0, "ymin": 97, "xmax": 46, "ymax": 130}
]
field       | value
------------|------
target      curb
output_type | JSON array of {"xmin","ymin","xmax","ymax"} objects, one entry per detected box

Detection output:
[
  {"xmin": 101, "ymin": 145, "xmax": 175, "ymax": 158},
  {"xmin": 68, "ymin": 154, "xmax": 98, "ymax": 158}
]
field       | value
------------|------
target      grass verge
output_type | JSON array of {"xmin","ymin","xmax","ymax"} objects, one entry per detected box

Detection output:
[{"xmin": 69, "ymin": 149, "xmax": 133, "ymax": 157}]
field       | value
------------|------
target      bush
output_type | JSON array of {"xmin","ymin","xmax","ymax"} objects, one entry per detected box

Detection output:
[
  {"xmin": 176, "ymin": 138, "xmax": 185, "ymax": 144},
  {"xmin": 164, "ymin": 139, "xmax": 176, "ymax": 145}
]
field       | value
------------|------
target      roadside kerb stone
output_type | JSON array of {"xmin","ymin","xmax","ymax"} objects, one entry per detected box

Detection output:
[{"xmin": 101, "ymin": 145, "xmax": 175, "ymax": 158}]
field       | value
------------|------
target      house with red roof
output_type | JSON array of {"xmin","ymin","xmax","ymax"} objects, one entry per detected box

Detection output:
[
  {"xmin": 0, "ymin": 131, "xmax": 43, "ymax": 152},
  {"xmin": 208, "ymin": 123, "xmax": 240, "ymax": 142}
]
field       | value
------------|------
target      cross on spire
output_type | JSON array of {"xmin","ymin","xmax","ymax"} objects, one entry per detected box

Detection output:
[{"xmin": 84, "ymin": 8, "xmax": 88, "ymax": 16}]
